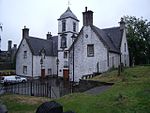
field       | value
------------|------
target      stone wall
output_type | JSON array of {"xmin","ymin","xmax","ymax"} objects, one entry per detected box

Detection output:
[{"xmin": 73, "ymin": 79, "xmax": 113, "ymax": 92}]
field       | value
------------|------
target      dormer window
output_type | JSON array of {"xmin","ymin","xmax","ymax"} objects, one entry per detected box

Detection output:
[
  {"xmin": 73, "ymin": 22, "xmax": 76, "ymax": 32},
  {"xmin": 62, "ymin": 20, "xmax": 66, "ymax": 32}
]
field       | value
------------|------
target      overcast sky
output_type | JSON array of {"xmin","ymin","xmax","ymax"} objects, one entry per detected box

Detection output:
[{"xmin": 0, "ymin": 0, "xmax": 150, "ymax": 50}]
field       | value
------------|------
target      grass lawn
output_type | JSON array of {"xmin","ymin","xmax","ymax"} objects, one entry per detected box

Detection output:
[
  {"xmin": 0, "ymin": 94, "xmax": 51, "ymax": 113},
  {"xmin": 0, "ymin": 66, "xmax": 150, "ymax": 113}
]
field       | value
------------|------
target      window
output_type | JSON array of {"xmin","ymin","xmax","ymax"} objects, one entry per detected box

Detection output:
[
  {"xmin": 64, "ymin": 61, "xmax": 68, "ymax": 68},
  {"xmin": 62, "ymin": 20, "xmax": 66, "ymax": 32},
  {"xmin": 64, "ymin": 51, "xmax": 68, "ymax": 59},
  {"xmin": 23, "ymin": 66, "xmax": 27, "ymax": 74},
  {"xmin": 48, "ymin": 68, "xmax": 52, "ymax": 75},
  {"xmin": 87, "ymin": 44, "xmax": 94, "ymax": 57},
  {"xmin": 124, "ymin": 43, "xmax": 126, "ymax": 52},
  {"xmin": 61, "ymin": 36, "xmax": 67, "ymax": 49},
  {"xmin": 24, "ymin": 51, "xmax": 27, "ymax": 58},
  {"xmin": 73, "ymin": 22, "xmax": 76, "ymax": 32}
]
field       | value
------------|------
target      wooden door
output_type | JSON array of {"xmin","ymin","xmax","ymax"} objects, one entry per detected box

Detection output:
[
  {"xmin": 63, "ymin": 69, "xmax": 69, "ymax": 81},
  {"xmin": 41, "ymin": 69, "xmax": 45, "ymax": 79}
]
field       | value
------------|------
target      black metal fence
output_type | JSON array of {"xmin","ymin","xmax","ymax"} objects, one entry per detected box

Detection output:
[{"xmin": 0, "ymin": 78, "xmax": 71, "ymax": 99}]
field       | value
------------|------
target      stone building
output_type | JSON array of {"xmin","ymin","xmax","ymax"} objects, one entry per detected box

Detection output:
[
  {"xmin": 16, "ymin": 27, "xmax": 58, "ymax": 78},
  {"xmin": 0, "ymin": 40, "xmax": 17, "ymax": 70},
  {"xmin": 16, "ymin": 7, "xmax": 129, "ymax": 81},
  {"xmin": 69, "ymin": 7, "xmax": 129, "ymax": 81},
  {"xmin": 57, "ymin": 7, "xmax": 79, "ymax": 80}
]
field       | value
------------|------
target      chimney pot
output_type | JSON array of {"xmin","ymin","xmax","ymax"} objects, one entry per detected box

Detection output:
[
  {"xmin": 85, "ymin": 7, "xmax": 87, "ymax": 12},
  {"xmin": 14, "ymin": 44, "xmax": 17, "ymax": 48}
]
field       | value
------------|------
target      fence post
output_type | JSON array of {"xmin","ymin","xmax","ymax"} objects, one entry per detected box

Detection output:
[{"xmin": 30, "ymin": 81, "xmax": 34, "ymax": 96}]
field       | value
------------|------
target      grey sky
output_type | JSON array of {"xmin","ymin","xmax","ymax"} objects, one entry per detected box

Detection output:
[{"xmin": 0, "ymin": 0, "xmax": 150, "ymax": 50}]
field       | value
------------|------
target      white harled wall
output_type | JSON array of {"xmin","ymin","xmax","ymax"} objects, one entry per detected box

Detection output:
[
  {"xmin": 58, "ymin": 17, "xmax": 79, "ymax": 77},
  {"xmin": 33, "ymin": 56, "xmax": 57, "ymax": 77},
  {"xmin": 69, "ymin": 26, "xmax": 108, "ymax": 82},
  {"xmin": 16, "ymin": 39, "xmax": 32, "ymax": 77},
  {"xmin": 120, "ymin": 29, "xmax": 129, "ymax": 66},
  {"xmin": 16, "ymin": 38, "xmax": 57, "ymax": 78}
]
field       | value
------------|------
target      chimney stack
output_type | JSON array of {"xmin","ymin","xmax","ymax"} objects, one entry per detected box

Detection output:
[
  {"xmin": 83, "ymin": 7, "xmax": 93, "ymax": 26},
  {"xmin": 22, "ymin": 26, "xmax": 29, "ymax": 38},
  {"xmin": 8, "ymin": 40, "xmax": 12, "ymax": 52},
  {"xmin": 13, "ymin": 44, "xmax": 17, "ymax": 49},
  {"xmin": 47, "ymin": 32, "xmax": 52, "ymax": 40},
  {"xmin": 119, "ymin": 18, "xmax": 125, "ymax": 30}
]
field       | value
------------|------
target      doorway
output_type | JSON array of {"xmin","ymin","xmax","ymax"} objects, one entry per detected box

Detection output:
[
  {"xmin": 41, "ymin": 69, "xmax": 45, "ymax": 79},
  {"xmin": 63, "ymin": 69, "xmax": 69, "ymax": 81}
]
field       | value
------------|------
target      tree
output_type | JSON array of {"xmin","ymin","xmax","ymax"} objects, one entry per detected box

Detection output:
[{"xmin": 123, "ymin": 16, "xmax": 150, "ymax": 65}]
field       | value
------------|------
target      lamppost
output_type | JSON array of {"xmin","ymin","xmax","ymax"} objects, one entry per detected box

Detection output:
[
  {"xmin": 118, "ymin": 50, "xmax": 122, "ymax": 76},
  {"xmin": 56, "ymin": 58, "xmax": 59, "ymax": 77},
  {"xmin": 71, "ymin": 34, "xmax": 76, "ymax": 87},
  {"xmin": 40, "ymin": 48, "xmax": 46, "ymax": 79}
]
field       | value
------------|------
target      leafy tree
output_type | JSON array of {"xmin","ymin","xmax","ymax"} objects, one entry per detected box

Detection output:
[{"xmin": 123, "ymin": 16, "xmax": 150, "ymax": 65}]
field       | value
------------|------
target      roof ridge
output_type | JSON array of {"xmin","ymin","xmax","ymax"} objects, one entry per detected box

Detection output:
[
  {"xmin": 29, "ymin": 36, "xmax": 46, "ymax": 41},
  {"xmin": 102, "ymin": 26, "xmax": 120, "ymax": 30}
]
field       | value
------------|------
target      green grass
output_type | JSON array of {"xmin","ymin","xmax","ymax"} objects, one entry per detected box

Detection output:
[
  {"xmin": 91, "ymin": 66, "xmax": 150, "ymax": 83},
  {"xmin": 0, "ymin": 70, "xmax": 15, "ymax": 72},
  {"xmin": 57, "ymin": 66, "xmax": 150, "ymax": 113},
  {"xmin": 0, "ymin": 66, "xmax": 150, "ymax": 113},
  {"xmin": 0, "ymin": 94, "xmax": 50, "ymax": 113}
]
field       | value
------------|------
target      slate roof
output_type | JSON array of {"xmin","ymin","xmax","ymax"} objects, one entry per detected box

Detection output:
[
  {"xmin": 26, "ymin": 36, "xmax": 58, "ymax": 56},
  {"xmin": 58, "ymin": 7, "xmax": 79, "ymax": 21},
  {"xmin": 92, "ymin": 25, "xmax": 124, "ymax": 53},
  {"xmin": 102, "ymin": 27, "xmax": 123, "ymax": 50},
  {"xmin": 70, "ymin": 25, "xmax": 123, "ymax": 53}
]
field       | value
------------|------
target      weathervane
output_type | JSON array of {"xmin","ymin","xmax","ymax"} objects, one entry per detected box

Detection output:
[{"xmin": 67, "ymin": 0, "xmax": 71, "ymax": 7}]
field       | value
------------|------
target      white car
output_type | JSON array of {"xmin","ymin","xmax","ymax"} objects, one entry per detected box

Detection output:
[{"xmin": 0, "ymin": 76, "xmax": 27, "ymax": 84}]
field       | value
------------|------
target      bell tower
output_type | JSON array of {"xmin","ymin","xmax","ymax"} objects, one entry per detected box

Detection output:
[{"xmin": 57, "ymin": 7, "xmax": 79, "ymax": 78}]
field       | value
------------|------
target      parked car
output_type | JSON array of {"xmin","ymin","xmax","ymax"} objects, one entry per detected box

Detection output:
[{"xmin": 0, "ymin": 76, "xmax": 27, "ymax": 84}]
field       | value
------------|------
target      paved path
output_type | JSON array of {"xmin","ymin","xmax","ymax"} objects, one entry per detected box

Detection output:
[{"xmin": 85, "ymin": 85, "xmax": 112, "ymax": 95}]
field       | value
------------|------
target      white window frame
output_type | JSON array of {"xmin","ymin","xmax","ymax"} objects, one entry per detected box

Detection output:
[
  {"xmin": 87, "ymin": 44, "xmax": 94, "ymax": 57},
  {"xmin": 23, "ymin": 66, "xmax": 27, "ymax": 74}
]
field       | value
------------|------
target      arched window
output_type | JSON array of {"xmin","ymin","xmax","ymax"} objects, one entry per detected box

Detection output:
[
  {"xmin": 61, "ymin": 36, "xmax": 67, "ymax": 49},
  {"xmin": 73, "ymin": 22, "xmax": 76, "ymax": 32},
  {"xmin": 62, "ymin": 20, "xmax": 66, "ymax": 32}
]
